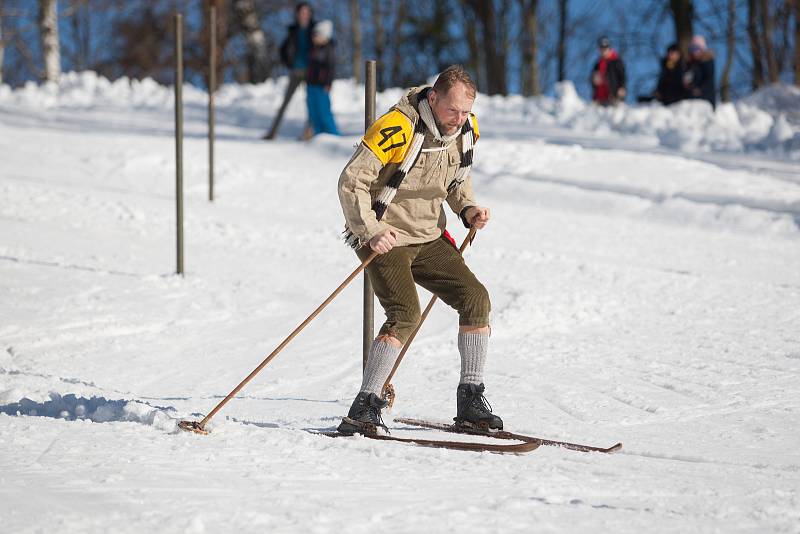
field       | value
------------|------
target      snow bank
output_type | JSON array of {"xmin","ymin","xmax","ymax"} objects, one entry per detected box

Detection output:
[
  {"xmin": 0, "ymin": 392, "xmax": 178, "ymax": 432},
  {"xmin": 1, "ymin": 71, "xmax": 798, "ymax": 157},
  {"xmin": 491, "ymin": 81, "xmax": 800, "ymax": 156}
]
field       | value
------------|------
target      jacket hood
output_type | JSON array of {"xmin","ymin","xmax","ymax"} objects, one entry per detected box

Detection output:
[{"xmin": 392, "ymin": 86, "xmax": 430, "ymax": 123}]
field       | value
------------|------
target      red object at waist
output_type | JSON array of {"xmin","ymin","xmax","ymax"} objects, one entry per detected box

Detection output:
[{"xmin": 442, "ymin": 229, "xmax": 456, "ymax": 247}]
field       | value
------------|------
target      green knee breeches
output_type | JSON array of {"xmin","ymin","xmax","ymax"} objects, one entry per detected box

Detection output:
[{"xmin": 356, "ymin": 235, "xmax": 491, "ymax": 344}]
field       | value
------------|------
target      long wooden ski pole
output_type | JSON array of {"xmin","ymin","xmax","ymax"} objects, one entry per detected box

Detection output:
[
  {"xmin": 180, "ymin": 251, "xmax": 379, "ymax": 434},
  {"xmin": 381, "ymin": 228, "xmax": 477, "ymax": 408}
]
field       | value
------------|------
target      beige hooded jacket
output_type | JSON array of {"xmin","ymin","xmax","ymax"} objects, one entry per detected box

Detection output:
[{"xmin": 337, "ymin": 86, "xmax": 478, "ymax": 248}]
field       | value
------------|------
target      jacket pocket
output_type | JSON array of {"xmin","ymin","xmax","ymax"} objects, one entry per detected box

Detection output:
[
  {"xmin": 398, "ymin": 153, "xmax": 427, "ymax": 190},
  {"xmin": 445, "ymin": 151, "xmax": 463, "ymax": 189}
]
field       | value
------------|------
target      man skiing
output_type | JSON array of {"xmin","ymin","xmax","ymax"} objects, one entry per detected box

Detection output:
[{"xmin": 336, "ymin": 65, "xmax": 501, "ymax": 435}]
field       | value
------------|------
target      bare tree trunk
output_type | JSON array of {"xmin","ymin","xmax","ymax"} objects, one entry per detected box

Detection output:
[
  {"xmin": 372, "ymin": 0, "xmax": 383, "ymax": 89},
  {"xmin": 351, "ymin": 0, "xmax": 362, "ymax": 83},
  {"xmin": 0, "ymin": 0, "xmax": 5, "ymax": 86},
  {"xmin": 460, "ymin": 1, "xmax": 484, "ymax": 92},
  {"xmin": 465, "ymin": 0, "xmax": 507, "ymax": 95},
  {"xmin": 233, "ymin": 0, "xmax": 270, "ymax": 83},
  {"xmin": 747, "ymin": 0, "xmax": 766, "ymax": 88},
  {"xmin": 65, "ymin": 0, "xmax": 89, "ymax": 71},
  {"xmin": 720, "ymin": 0, "xmax": 735, "ymax": 101},
  {"xmin": 204, "ymin": 0, "xmax": 228, "ymax": 90},
  {"xmin": 774, "ymin": 0, "xmax": 792, "ymax": 69},
  {"xmin": 795, "ymin": 0, "xmax": 800, "ymax": 86},
  {"xmin": 520, "ymin": 0, "xmax": 540, "ymax": 95},
  {"xmin": 500, "ymin": 0, "xmax": 510, "ymax": 84},
  {"xmin": 557, "ymin": 0, "xmax": 567, "ymax": 81},
  {"xmin": 390, "ymin": 0, "xmax": 405, "ymax": 87},
  {"xmin": 669, "ymin": 0, "xmax": 694, "ymax": 57},
  {"xmin": 759, "ymin": 0, "xmax": 780, "ymax": 82},
  {"xmin": 39, "ymin": 0, "xmax": 60, "ymax": 82}
]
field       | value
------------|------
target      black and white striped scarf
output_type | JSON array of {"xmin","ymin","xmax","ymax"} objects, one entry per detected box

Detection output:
[{"xmin": 343, "ymin": 94, "xmax": 475, "ymax": 249}]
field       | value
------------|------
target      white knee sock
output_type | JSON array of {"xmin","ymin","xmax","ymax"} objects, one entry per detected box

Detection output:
[
  {"xmin": 359, "ymin": 339, "xmax": 401, "ymax": 395},
  {"xmin": 458, "ymin": 331, "xmax": 488, "ymax": 385}
]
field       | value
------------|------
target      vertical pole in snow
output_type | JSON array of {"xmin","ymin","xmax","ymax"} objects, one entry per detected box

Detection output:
[
  {"xmin": 208, "ymin": 3, "xmax": 216, "ymax": 202},
  {"xmin": 175, "ymin": 13, "xmax": 185, "ymax": 276},
  {"xmin": 363, "ymin": 60, "xmax": 376, "ymax": 371}
]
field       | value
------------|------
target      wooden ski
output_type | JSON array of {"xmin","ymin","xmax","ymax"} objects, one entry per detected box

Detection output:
[{"xmin": 394, "ymin": 417, "xmax": 623, "ymax": 454}]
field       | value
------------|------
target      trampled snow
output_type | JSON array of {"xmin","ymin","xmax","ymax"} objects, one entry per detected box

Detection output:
[{"xmin": 1, "ymin": 72, "xmax": 799, "ymax": 533}]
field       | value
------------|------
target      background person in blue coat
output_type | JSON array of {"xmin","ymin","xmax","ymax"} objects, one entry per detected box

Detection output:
[
  {"xmin": 304, "ymin": 20, "xmax": 339, "ymax": 138},
  {"xmin": 264, "ymin": 2, "xmax": 314, "ymax": 140}
]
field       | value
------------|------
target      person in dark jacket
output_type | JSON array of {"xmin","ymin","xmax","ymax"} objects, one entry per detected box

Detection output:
[
  {"xmin": 684, "ymin": 35, "xmax": 716, "ymax": 109},
  {"xmin": 655, "ymin": 43, "xmax": 687, "ymax": 105},
  {"xmin": 304, "ymin": 20, "xmax": 339, "ymax": 137},
  {"xmin": 263, "ymin": 2, "xmax": 314, "ymax": 140},
  {"xmin": 590, "ymin": 36, "xmax": 626, "ymax": 105}
]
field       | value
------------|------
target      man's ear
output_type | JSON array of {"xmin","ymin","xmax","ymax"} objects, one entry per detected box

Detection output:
[{"xmin": 427, "ymin": 89, "xmax": 437, "ymax": 106}]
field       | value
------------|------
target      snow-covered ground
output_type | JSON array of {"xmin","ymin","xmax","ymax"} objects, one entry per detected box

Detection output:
[{"xmin": 1, "ymin": 73, "xmax": 799, "ymax": 533}]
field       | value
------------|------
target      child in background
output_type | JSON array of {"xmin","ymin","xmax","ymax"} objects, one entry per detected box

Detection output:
[{"xmin": 304, "ymin": 20, "xmax": 339, "ymax": 138}]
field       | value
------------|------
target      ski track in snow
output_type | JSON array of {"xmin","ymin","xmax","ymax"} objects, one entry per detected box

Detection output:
[{"xmin": 1, "ymin": 75, "xmax": 800, "ymax": 533}]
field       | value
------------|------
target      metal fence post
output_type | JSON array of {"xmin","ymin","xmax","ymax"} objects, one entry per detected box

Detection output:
[
  {"xmin": 208, "ymin": 3, "xmax": 216, "ymax": 203},
  {"xmin": 363, "ymin": 60, "xmax": 377, "ymax": 371},
  {"xmin": 174, "ymin": 12, "xmax": 184, "ymax": 276}
]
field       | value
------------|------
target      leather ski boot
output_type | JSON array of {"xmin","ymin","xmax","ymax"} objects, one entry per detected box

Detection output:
[
  {"xmin": 337, "ymin": 392, "xmax": 389, "ymax": 435},
  {"xmin": 454, "ymin": 383, "xmax": 503, "ymax": 431}
]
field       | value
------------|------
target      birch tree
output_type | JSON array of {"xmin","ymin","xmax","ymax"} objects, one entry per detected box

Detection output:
[
  {"xmin": 232, "ymin": 0, "xmax": 270, "ymax": 83},
  {"xmin": 38, "ymin": 0, "xmax": 60, "ymax": 82}
]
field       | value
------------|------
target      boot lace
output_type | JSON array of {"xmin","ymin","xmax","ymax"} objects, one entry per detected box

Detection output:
[
  {"xmin": 370, "ymin": 406, "xmax": 387, "ymax": 428},
  {"xmin": 367, "ymin": 396, "xmax": 389, "ymax": 432},
  {"xmin": 471, "ymin": 390, "xmax": 493, "ymax": 414}
]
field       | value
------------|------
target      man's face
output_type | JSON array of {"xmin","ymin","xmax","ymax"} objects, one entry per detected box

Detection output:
[
  {"xmin": 428, "ymin": 83, "xmax": 475, "ymax": 136},
  {"xmin": 297, "ymin": 6, "xmax": 311, "ymax": 26},
  {"xmin": 599, "ymin": 46, "xmax": 611, "ymax": 58}
]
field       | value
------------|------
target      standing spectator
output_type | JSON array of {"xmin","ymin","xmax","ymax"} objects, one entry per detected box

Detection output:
[
  {"xmin": 684, "ymin": 35, "xmax": 716, "ymax": 109},
  {"xmin": 263, "ymin": 2, "xmax": 314, "ymax": 140},
  {"xmin": 590, "ymin": 36, "xmax": 626, "ymax": 105},
  {"xmin": 304, "ymin": 20, "xmax": 339, "ymax": 138},
  {"xmin": 655, "ymin": 43, "xmax": 687, "ymax": 106}
]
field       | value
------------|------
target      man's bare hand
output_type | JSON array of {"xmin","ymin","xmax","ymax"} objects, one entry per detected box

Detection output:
[
  {"xmin": 369, "ymin": 228, "xmax": 397, "ymax": 254},
  {"xmin": 465, "ymin": 206, "xmax": 491, "ymax": 229}
]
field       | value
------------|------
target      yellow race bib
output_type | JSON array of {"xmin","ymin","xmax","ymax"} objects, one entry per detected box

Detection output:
[{"xmin": 363, "ymin": 110, "xmax": 413, "ymax": 166}]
